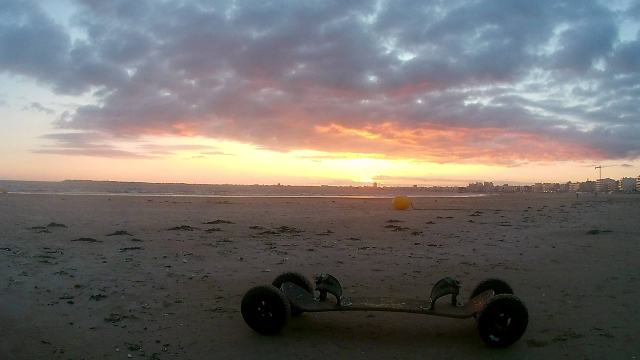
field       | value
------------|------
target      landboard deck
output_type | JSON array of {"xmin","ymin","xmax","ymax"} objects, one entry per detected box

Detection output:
[{"xmin": 282, "ymin": 282, "xmax": 493, "ymax": 319}]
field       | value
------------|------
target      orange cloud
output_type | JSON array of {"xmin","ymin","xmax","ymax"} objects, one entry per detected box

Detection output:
[{"xmin": 311, "ymin": 122, "xmax": 606, "ymax": 165}]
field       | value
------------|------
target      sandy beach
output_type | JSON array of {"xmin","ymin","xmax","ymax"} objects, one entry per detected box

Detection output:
[{"xmin": 1, "ymin": 193, "xmax": 639, "ymax": 359}]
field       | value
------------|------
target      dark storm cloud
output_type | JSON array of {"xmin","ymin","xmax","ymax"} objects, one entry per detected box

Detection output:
[
  {"xmin": 609, "ymin": 39, "xmax": 640, "ymax": 73},
  {"xmin": 1, "ymin": 0, "xmax": 639, "ymax": 163},
  {"xmin": 0, "ymin": 1, "xmax": 69, "ymax": 77},
  {"xmin": 0, "ymin": 0, "xmax": 128, "ymax": 94}
]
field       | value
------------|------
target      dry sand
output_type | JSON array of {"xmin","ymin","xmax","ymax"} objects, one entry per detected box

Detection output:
[{"xmin": 0, "ymin": 193, "xmax": 639, "ymax": 359}]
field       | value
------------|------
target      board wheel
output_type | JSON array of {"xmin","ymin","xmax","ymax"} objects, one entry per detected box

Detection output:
[
  {"xmin": 476, "ymin": 294, "xmax": 528, "ymax": 347},
  {"xmin": 272, "ymin": 272, "xmax": 314, "ymax": 316},
  {"xmin": 241, "ymin": 285, "xmax": 291, "ymax": 334},
  {"xmin": 470, "ymin": 278, "xmax": 514, "ymax": 299}
]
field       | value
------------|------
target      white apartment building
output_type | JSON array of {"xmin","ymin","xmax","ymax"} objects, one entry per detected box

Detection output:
[{"xmin": 619, "ymin": 177, "xmax": 637, "ymax": 192}]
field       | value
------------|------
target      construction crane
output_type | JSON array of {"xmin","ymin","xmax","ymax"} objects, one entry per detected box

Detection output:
[{"xmin": 594, "ymin": 165, "xmax": 611, "ymax": 180}]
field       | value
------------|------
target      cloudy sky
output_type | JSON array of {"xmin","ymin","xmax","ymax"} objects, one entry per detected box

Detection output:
[{"xmin": 1, "ymin": 0, "xmax": 639, "ymax": 186}]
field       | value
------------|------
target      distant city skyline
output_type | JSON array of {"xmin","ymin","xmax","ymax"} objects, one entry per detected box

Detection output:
[
  {"xmin": 2, "ymin": 174, "xmax": 639, "ymax": 191},
  {"xmin": 2, "ymin": 165, "xmax": 640, "ymax": 188}
]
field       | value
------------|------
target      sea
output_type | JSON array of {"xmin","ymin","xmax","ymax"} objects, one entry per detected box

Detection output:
[{"xmin": 0, "ymin": 180, "xmax": 480, "ymax": 198}]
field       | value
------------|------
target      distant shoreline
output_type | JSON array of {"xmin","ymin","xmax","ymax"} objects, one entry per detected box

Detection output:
[
  {"xmin": 0, "ymin": 192, "xmax": 488, "ymax": 199},
  {"xmin": 0, "ymin": 179, "xmax": 481, "ymax": 198}
]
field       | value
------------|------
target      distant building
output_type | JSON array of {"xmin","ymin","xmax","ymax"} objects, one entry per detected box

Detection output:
[
  {"xmin": 467, "ymin": 182, "xmax": 484, "ymax": 192},
  {"xmin": 542, "ymin": 183, "xmax": 561, "ymax": 192},
  {"xmin": 596, "ymin": 178, "xmax": 617, "ymax": 192},
  {"xmin": 459, "ymin": 176, "xmax": 640, "ymax": 194},
  {"xmin": 567, "ymin": 182, "xmax": 580, "ymax": 192},
  {"xmin": 465, "ymin": 182, "xmax": 497, "ymax": 193},
  {"xmin": 580, "ymin": 181, "xmax": 596, "ymax": 193},
  {"xmin": 372, "ymin": 182, "xmax": 378, "ymax": 188},
  {"xmin": 483, "ymin": 182, "xmax": 494, "ymax": 193},
  {"xmin": 498, "ymin": 184, "xmax": 526, "ymax": 193},
  {"xmin": 619, "ymin": 178, "xmax": 636, "ymax": 192}
]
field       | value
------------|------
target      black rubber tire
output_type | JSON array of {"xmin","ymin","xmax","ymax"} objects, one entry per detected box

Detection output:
[
  {"xmin": 476, "ymin": 294, "xmax": 529, "ymax": 347},
  {"xmin": 470, "ymin": 278, "xmax": 514, "ymax": 299},
  {"xmin": 272, "ymin": 272, "xmax": 314, "ymax": 316},
  {"xmin": 241, "ymin": 285, "xmax": 291, "ymax": 335}
]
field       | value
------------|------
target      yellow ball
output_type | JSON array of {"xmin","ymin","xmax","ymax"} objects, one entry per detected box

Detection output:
[
  {"xmin": 1, "ymin": 188, "xmax": 7, "ymax": 194},
  {"xmin": 392, "ymin": 195, "xmax": 411, "ymax": 210}
]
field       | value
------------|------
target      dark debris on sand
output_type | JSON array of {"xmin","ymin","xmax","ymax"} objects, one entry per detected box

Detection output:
[
  {"xmin": 256, "ymin": 226, "xmax": 303, "ymax": 235},
  {"xmin": 107, "ymin": 230, "xmax": 132, "ymax": 236},
  {"xmin": 585, "ymin": 229, "xmax": 613, "ymax": 235},
  {"xmin": 119, "ymin": 247, "xmax": 143, "ymax": 252},
  {"xmin": 47, "ymin": 222, "xmax": 67, "ymax": 228},
  {"xmin": 384, "ymin": 224, "xmax": 409, "ymax": 231},
  {"xmin": 167, "ymin": 225, "xmax": 198, "ymax": 231},
  {"xmin": 203, "ymin": 219, "xmax": 235, "ymax": 224},
  {"xmin": 274, "ymin": 226, "xmax": 302, "ymax": 233},
  {"xmin": 89, "ymin": 294, "xmax": 107, "ymax": 301},
  {"xmin": 104, "ymin": 313, "xmax": 138, "ymax": 323},
  {"xmin": 32, "ymin": 222, "xmax": 67, "ymax": 232},
  {"xmin": 71, "ymin": 237, "xmax": 102, "ymax": 243}
]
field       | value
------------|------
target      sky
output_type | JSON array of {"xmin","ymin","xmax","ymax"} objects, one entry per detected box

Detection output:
[{"xmin": 1, "ymin": 0, "xmax": 640, "ymax": 186}]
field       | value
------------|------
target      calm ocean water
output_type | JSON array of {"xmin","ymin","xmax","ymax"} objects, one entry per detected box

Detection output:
[{"xmin": 0, "ymin": 180, "xmax": 480, "ymax": 198}]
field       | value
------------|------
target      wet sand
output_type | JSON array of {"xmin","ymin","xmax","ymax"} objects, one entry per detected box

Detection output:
[{"xmin": 0, "ymin": 193, "xmax": 638, "ymax": 359}]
